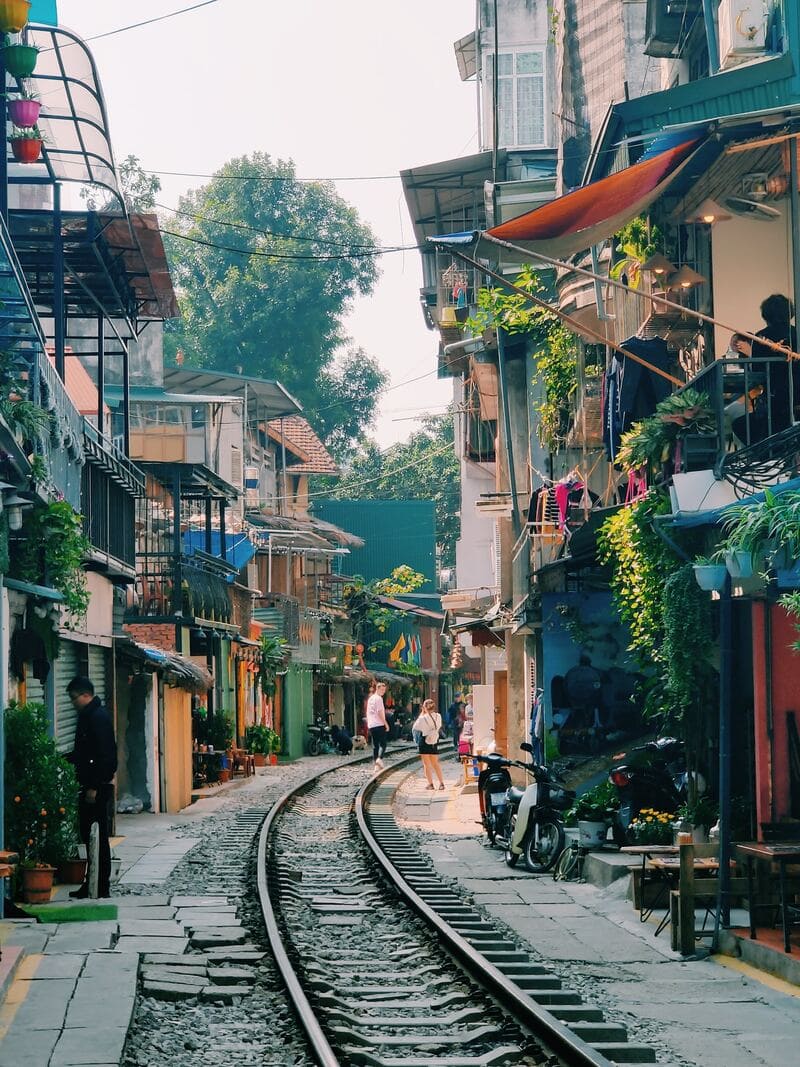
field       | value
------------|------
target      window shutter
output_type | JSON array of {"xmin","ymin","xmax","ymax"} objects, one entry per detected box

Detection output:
[
  {"xmin": 492, "ymin": 521, "xmax": 502, "ymax": 590},
  {"xmin": 230, "ymin": 446, "xmax": 243, "ymax": 489}
]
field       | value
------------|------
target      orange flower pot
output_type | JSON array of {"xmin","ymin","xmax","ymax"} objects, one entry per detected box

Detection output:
[
  {"xmin": 21, "ymin": 864, "xmax": 55, "ymax": 904},
  {"xmin": 0, "ymin": 0, "xmax": 31, "ymax": 33},
  {"xmin": 269, "ymin": 753, "xmax": 278, "ymax": 766},
  {"xmin": 59, "ymin": 858, "xmax": 87, "ymax": 885},
  {"xmin": 10, "ymin": 137, "xmax": 42, "ymax": 164}
]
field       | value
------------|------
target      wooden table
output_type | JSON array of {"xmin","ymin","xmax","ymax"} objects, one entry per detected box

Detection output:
[{"xmin": 736, "ymin": 842, "xmax": 800, "ymax": 953}]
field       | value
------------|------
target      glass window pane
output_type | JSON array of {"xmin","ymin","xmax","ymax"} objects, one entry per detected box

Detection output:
[
  {"xmin": 498, "ymin": 53, "xmax": 513, "ymax": 77},
  {"xmin": 517, "ymin": 76, "xmax": 544, "ymax": 145},
  {"xmin": 498, "ymin": 79, "xmax": 514, "ymax": 147},
  {"xmin": 517, "ymin": 52, "xmax": 543, "ymax": 75}
]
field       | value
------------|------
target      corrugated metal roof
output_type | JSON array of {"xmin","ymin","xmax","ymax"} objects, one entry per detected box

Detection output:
[{"xmin": 311, "ymin": 499, "xmax": 437, "ymax": 589}]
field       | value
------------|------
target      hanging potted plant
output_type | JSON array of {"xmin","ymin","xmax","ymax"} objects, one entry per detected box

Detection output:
[
  {"xmin": 8, "ymin": 90, "xmax": 40, "ymax": 128},
  {"xmin": 3, "ymin": 37, "xmax": 39, "ymax": 78},
  {"xmin": 0, "ymin": 1, "xmax": 31, "ymax": 34},
  {"xmin": 692, "ymin": 554, "xmax": 727, "ymax": 593},
  {"xmin": 9, "ymin": 124, "xmax": 43, "ymax": 164}
]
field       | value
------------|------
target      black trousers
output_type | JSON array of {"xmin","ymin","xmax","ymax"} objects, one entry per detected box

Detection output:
[
  {"xmin": 369, "ymin": 725, "xmax": 388, "ymax": 761},
  {"xmin": 78, "ymin": 783, "xmax": 113, "ymax": 895}
]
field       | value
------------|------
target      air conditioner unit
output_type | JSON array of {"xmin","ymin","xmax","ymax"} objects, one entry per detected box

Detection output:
[{"xmin": 718, "ymin": 0, "xmax": 767, "ymax": 69}]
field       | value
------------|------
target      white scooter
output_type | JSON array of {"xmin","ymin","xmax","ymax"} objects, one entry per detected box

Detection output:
[{"xmin": 479, "ymin": 743, "xmax": 575, "ymax": 873}]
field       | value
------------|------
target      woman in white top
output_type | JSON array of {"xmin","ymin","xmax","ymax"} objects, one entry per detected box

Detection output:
[
  {"xmin": 366, "ymin": 681, "xmax": 389, "ymax": 768},
  {"xmin": 413, "ymin": 698, "xmax": 445, "ymax": 790}
]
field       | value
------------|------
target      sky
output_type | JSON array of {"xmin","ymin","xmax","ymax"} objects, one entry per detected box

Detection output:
[{"xmin": 55, "ymin": 0, "xmax": 478, "ymax": 447}]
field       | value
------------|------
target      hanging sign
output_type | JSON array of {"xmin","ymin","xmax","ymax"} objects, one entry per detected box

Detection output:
[{"xmin": 30, "ymin": 1, "xmax": 58, "ymax": 24}]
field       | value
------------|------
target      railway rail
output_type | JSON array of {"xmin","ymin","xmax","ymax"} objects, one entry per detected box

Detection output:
[{"xmin": 257, "ymin": 752, "xmax": 660, "ymax": 1067}]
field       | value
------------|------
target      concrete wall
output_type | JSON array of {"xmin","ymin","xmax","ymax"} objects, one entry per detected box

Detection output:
[{"xmin": 711, "ymin": 207, "xmax": 793, "ymax": 357}]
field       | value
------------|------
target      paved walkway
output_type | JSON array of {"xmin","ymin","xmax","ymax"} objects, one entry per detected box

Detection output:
[{"xmin": 396, "ymin": 759, "xmax": 800, "ymax": 1067}]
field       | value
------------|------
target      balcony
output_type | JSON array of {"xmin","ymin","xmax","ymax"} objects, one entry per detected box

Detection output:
[
  {"xmin": 128, "ymin": 551, "xmax": 235, "ymax": 623},
  {"xmin": 81, "ymin": 424, "xmax": 145, "ymax": 576}
]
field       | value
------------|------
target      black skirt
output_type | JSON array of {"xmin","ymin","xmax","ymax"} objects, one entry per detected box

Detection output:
[{"xmin": 418, "ymin": 740, "xmax": 439, "ymax": 755}]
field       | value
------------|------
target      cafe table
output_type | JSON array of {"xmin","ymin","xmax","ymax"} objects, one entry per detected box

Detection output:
[{"xmin": 735, "ymin": 842, "xmax": 800, "ymax": 953}]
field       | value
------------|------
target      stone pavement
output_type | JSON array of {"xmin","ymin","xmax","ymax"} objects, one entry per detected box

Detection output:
[{"xmin": 396, "ymin": 758, "xmax": 800, "ymax": 1067}]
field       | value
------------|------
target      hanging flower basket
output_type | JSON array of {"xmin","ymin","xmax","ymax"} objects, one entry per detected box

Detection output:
[
  {"xmin": 692, "ymin": 563, "xmax": 728, "ymax": 593},
  {"xmin": 8, "ymin": 97, "xmax": 40, "ymax": 127},
  {"xmin": 0, "ymin": 0, "xmax": 31, "ymax": 33},
  {"xmin": 3, "ymin": 41, "xmax": 38, "ymax": 78},
  {"xmin": 725, "ymin": 550, "xmax": 755, "ymax": 579},
  {"xmin": 21, "ymin": 864, "xmax": 55, "ymax": 904},
  {"xmin": 10, "ymin": 133, "xmax": 42, "ymax": 163}
]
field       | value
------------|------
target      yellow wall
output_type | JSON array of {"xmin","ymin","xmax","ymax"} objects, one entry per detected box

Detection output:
[{"xmin": 163, "ymin": 686, "xmax": 192, "ymax": 813}]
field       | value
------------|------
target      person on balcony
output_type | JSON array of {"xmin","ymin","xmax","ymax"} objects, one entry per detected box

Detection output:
[{"xmin": 732, "ymin": 295, "xmax": 798, "ymax": 445}]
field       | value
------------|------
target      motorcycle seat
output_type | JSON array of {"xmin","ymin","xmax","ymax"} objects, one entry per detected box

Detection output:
[{"xmin": 507, "ymin": 786, "xmax": 525, "ymax": 804}]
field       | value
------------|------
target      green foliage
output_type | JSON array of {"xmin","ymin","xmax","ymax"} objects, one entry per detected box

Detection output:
[
  {"xmin": 81, "ymin": 153, "xmax": 161, "ymax": 212},
  {"xmin": 566, "ymin": 782, "xmax": 619, "ymax": 825},
  {"xmin": 661, "ymin": 564, "xmax": 715, "ymax": 716},
  {"xmin": 722, "ymin": 488, "xmax": 800, "ymax": 562},
  {"xmin": 616, "ymin": 389, "xmax": 716, "ymax": 475},
  {"xmin": 598, "ymin": 491, "xmax": 681, "ymax": 672},
  {"xmin": 609, "ymin": 216, "xmax": 661, "ymax": 290},
  {"xmin": 343, "ymin": 566, "xmax": 425, "ymax": 642},
  {"xmin": 256, "ymin": 634, "xmax": 288, "ymax": 696},
  {"xmin": 0, "ymin": 398, "xmax": 50, "ymax": 447},
  {"xmin": 4, "ymin": 702, "xmax": 79, "ymax": 867},
  {"xmin": 206, "ymin": 711, "xmax": 234, "ymax": 752},
  {"xmin": 778, "ymin": 590, "xmax": 800, "ymax": 651},
  {"xmin": 627, "ymin": 809, "xmax": 675, "ymax": 844},
  {"xmin": 535, "ymin": 323, "xmax": 578, "ymax": 452},
  {"xmin": 12, "ymin": 501, "xmax": 90, "ymax": 622},
  {"xmin": 305, "ymin": 346, "xmax": 389, "ymax": 460},
  {"xmin": 676, "ymin": 794, "xmax": 718, "ymax": 831},
  {"xmin": 161, "ymin": 152, "xmax": 380, "ymax": 454},
  {"xmin": 244, "ymin": 724, "xmax": 280, "ymax": 755},
  {"xmin": 318, "ymin": 415, "xmax": 460, "ymax": 568},
  {"xmin": 466, "ymin": 267, "xmax": 578, "ymax": 452}
]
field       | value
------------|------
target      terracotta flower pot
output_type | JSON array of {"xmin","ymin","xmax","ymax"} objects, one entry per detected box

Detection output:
[
  {"xmin": 8, "ymin": 98, "xmax": 40, "ymax": 127},
  {"xmin": 21, "ymin": 864, "xmax": 55, "ymax": 904},
  {"xmin": 3, "ymin": 42, "xmax": 38, "ymax": 78},
  {"xmin": 59, "ymin": 857, "xmax": 87, "ymax": 885},
  {"xmin": 253, "ymin": 753, "xmax": 266, "ymax": 768},
  {"xmin": 10, "ymin": 137, "xmax": 42, "ymax": 164},
  {"xmin": 218, "ymin": 768, "xmax": 230, "ymax": 783},
  {"xmin": 0, "ymin": 0, "xmax": 31, "ymax": 33}
]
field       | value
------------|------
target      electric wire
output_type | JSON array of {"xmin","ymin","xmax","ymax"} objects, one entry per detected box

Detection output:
[
  {"xmin": 73, "ymin": 1, "xmax": 224, "ymax": 45},
  {"xmin": 161, "ymin": 228, "xmax": 416, "ymax": 260}
]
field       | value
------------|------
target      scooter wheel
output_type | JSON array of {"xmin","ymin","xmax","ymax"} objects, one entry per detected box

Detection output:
[
  {"xmin": 523, "ymin": 817, "xmax": 565, "ymax": 874},
  {"xmin": 307, "ymin": 737, "xmax": 321, "ymax": 757},
  {"xmin": 504, "ymin": 849, "xmax": 519, "ymax": 868}
]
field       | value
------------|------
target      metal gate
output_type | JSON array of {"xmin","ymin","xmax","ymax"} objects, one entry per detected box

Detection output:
[{"xmin": 54, "ymin": 641, "xmax": 82, "ymax": 754}]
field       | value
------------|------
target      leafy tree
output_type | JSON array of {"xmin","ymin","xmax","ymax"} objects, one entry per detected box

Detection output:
[
  {"xmin": 344, "ymin": 566, "xmax": 425, "ymax": 648},
  {"xmin": 81, "ymin": 154, "xmax": 162, "ymax": 212},
  {"xmin": 307, "ymin": 346, "xmax": 388, "ymax": 460},
  {"xmin": 318, "ymin": 415, "xmax": 460, "ymax": 568},
  {"xmin": 160, "ymin": 152, "xmax": 379, "ymax": 418}
]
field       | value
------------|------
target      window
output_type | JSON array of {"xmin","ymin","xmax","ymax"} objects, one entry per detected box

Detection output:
[{"xmin": 486, "ymin": 50, "xmax": 546, "ymax": 148}]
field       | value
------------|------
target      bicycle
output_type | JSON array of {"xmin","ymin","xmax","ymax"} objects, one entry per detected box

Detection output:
[{"xmin": 552, "ymin": 839, "xmax": 587, "ymax": 882}]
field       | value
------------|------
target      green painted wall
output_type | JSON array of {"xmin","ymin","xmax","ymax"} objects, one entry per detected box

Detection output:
[{"xmin": 282, "ymin": 663, "xmax": 313, "ymax": 759}]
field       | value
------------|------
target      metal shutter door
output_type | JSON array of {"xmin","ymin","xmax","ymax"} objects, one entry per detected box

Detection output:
[
  {"xmin": 87, "ymin": 646, "xmax": 110, "ymax": 705},
  {"xmin": 54, "ymin": 641, "xmax": 81, "ymax": 754},
  {"xmin": 25, "ymin": 670, "xmax": 45, "ymax": 707}
]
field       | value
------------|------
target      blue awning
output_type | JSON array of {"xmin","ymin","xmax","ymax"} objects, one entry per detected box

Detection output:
[
  {"xmin": 669, "ymin": 477, "xmax": 800, "ymax": 528},
  {"xmin": 183, "ymin": 531, "xmax": 257, "ymax": 576}
]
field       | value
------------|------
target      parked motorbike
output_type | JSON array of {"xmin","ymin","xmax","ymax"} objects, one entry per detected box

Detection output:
[
  {"xmin": 608, "ymin": 736, "xmax": 705, "ymax": 843},
  {"xmin": 306, "ymin": 717, "xmax": 334, "ymax": 756},
  {"xmin": 476, "ymin": 743, "xmax": 575, "ymax": 873}
]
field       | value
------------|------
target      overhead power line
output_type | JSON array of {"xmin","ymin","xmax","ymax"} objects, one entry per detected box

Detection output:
[
  {"xmin": 161, "ymin": 228, "xmax": 417, "ymax": 261},
  {"xmin": 81, "ymin": 0, "xmax": 223, "ymax": 44},
  {"xmin": 147, "ymin": 169, "xmax": 400, "ymax": 183}
]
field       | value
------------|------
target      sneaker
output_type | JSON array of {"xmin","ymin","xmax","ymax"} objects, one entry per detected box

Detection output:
[{"xmin": 375, "ymin": 759, "xmax": 384, "ymax": 769}]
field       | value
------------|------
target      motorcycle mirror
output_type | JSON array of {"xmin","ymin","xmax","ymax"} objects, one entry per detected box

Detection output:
[{"xmin": 520, "ymin": 742, "xmax": 533, "ymax": 753}]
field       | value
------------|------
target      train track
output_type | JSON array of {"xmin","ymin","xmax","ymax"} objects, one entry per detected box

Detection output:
[{"xmin": 257, "ymin": 753, "xmax": 659, "ymax": 1067}]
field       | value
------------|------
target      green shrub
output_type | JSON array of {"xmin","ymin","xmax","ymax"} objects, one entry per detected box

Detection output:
[{"xmin": 4, "ymin": 701, "xmax": 78, "ymax": 867}]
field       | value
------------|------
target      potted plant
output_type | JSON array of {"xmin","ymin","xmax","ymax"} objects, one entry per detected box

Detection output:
[
  {"xmin": 8, "ymin": 90, "xmax": 40, "ymax": 128},
  {"xmin": 3, "ymin": 37, "xmax": 38, "ymax": 78},
  {"xmin": 675, "ymin": 795, "xmax": 718, "ymax": 844},
  {"xmin": 0, "ymin": 1, "xmax": 31, "ymax": 34},
  {"xmin": 56, "ymin": 821, "xmax": 86, "ymax": 885},
  {"xmin": 692, "ymin": 553, "xmax": 728, "ymax": 592},
  {"xmin": 245, "ymin": 724, "xmax": 270, "ymax": 767},
  {"xmin": 9, "ymin": 124, "xmax": 43, "ymax": 163},
  {"xmin": 267, "ymin": 728, "xmax": 281, "ymax": 766},
  {"xmin": 4, "ymin": 701, "xmax": 78, "ymax": 901},
  {"xmin": 256, "ymin": 634, "xmax": 288, "ymax": 698},
  {"xmin": 626, "ymin": 808, "xmax": 675, "ymax": 846},
  {"xmin": 565, "ymin": 781, "xmax": 618, "ymax": 848}
]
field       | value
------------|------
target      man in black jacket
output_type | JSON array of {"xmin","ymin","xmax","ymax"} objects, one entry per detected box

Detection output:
[{"xmin": 67, "ymin": 676, "xmax": 117, "ymax": 898}]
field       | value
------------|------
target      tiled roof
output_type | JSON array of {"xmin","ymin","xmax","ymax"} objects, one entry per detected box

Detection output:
[
  {"xmin": 267, "ymin": 415, "xmax": 339, "ymax": 475},
  {"xmin": 46, "ymin": 349, "xmax": 109, "ymax": 416}
]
